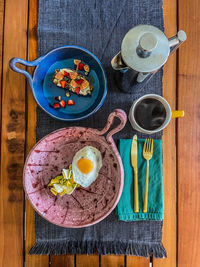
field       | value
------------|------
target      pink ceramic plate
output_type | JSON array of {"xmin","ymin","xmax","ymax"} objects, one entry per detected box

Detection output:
[{"xmin": 24, "ymin": 109, "xmax": 127, "ymax": 228}]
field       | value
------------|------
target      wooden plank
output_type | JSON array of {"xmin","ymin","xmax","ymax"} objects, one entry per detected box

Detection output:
[
  {"xmin": 0, "ymin": 0, "xmax": 28, "ymax": 266},
  {"xmin": 127, "ymin": 256, "xmax": 149, "ymax": 267},
  {"xmin": 76, "ymin": 254, "xmax": 99, "ymax": 267},
  {"xmin": 153, "ymin": 0, "xmax": 177, "ymax": 266},
  {"xmin": 101, "ymin": 255, "xmax": 125, "ymax": 267},
  {"xmin": 51, "ymin": 255, "xmax": 74, "ymax": 267},
  {"xmin": 177, "ymin": 0, "xmax": 200, "ymax": 266},
  {"xmin": 0, "ymin": 0, "xmax": 4, "ymax": 124},
  {"xmin": 25, "ymin": 0, "xmax": 49, "ymax": 266}
]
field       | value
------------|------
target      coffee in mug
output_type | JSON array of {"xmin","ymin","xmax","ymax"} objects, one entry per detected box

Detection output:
[{"xmin": 129, "ymin": 94, "xmax": 184, "ymax": 134}]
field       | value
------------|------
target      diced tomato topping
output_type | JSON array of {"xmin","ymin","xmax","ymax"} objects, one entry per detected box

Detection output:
[
  {"xmin": 75, "ymin": 87, "xmax": 80, "ymax": 94},
  {"xmin": 60, "ymin": 80, "xmax": 66, "ymax": 88},
  {"xmin": 70, "ymin": 80, "xmax": 78, "ymax": 88},
  {"xmin": 64, "ymin": 71, "xmax": 69, "ymax": 77},
  {"xmin": 69, "ymin": 72, "xmax": 78, "ymax": 79},
  {"xmin": 75, "ymin": 79, "xmax": 84, "ymax": 85},
  {"xmin": 81, "ymin": 80, "xmax": 89, "ymax": 89},
  {"xmin": 55, "ymin": 72, "xmax": 64, "ymax": 80},
  {"xmin": 67, "ymin": 100, "xmax": 75, "ymax": 106},
  {"xmin": 53, "ymin": 103, "xmax": 60, "ymax": 109},
  {"xmin": 78, "ymin": 63, "xmax": 84, "ymax": 71},
  {"xmin": 60, "ymin": 100, "xmax": 66, "ymax": 108}
]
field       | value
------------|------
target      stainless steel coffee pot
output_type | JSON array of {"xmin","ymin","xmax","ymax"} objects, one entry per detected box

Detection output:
[{"xmin": 111, "ymin": 25, "xmax": 186, "ymax": 92}]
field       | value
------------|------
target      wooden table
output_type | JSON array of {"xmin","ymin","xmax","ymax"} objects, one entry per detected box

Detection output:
[{"xmin": 0, "ymin": 0, "xmax": 199, "ymax": 266}]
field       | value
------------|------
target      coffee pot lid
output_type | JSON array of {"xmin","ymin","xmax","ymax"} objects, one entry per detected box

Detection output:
[{"xmin": 121, "ymin": 25, "xmax": 170, "ymax": 73}]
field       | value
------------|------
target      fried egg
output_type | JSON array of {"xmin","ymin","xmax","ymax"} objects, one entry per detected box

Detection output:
[{"xmin": 72, "ymin": 146, "xmax": 102, "ymax": 188}]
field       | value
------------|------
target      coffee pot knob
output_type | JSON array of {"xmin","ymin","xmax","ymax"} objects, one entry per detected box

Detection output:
[{"xmin": 137, "ymin": 33, "xmax": 158, "ymax": 58}]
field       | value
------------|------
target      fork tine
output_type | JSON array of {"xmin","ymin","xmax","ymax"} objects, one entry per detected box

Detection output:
[
  {"xmin": 148, "ymin": 139, "xmax": 151, "ymax": 152},
  {"xmin": 151, "ymin": 139, "xmax": 153, "ymax": 154},
  {"xmin": 150, "ymin": 139, "xmax": 152, "ymax": 152},
  {"xmin": 143, "ymin": 138, "xmax": 147, "ymax": 153},
  {"xmin": 146, "ymin": 139, "xmax": 148, "ymax": 152}
]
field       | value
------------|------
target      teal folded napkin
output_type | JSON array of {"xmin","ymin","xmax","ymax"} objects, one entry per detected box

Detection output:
[{"xmin": 117, "ymin": 139, "xmax": 163, "ymax": 221}]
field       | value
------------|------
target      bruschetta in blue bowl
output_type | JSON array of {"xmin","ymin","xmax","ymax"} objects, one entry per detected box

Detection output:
[{"xmin": 10, "ymin": 46, "xmax": 107, "ymax": 121}]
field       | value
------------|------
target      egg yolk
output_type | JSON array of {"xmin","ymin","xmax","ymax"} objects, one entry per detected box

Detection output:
[{"xmin": 77, "ymin": 158, "xmax": 94, "ymax": 174}]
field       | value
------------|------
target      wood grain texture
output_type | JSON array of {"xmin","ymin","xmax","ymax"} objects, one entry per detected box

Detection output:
[
  {"xmin": 51, "ymin": 255, "xmax": 74, "ymax": 267},
  {"xmin": 127, "ymin": 256, "xmax": 149, "ymax": 267},
  {"xmin": 76, "ymin": 255, "xmax": 99, "ymax": 267},
  {"xmin": 177, "ymin": 0, "xmax": 200, "ymax": 266},
  {"xmin": 0, "ymin": 0, "xmax": 4, "ymax": 125},
  {"xmin": 101, "ymin": 255, "xmax": 124, "ymax": 267},
  {"xmin": 25, "ymin": 0, "xmax": 49, "ymax": 266},
  {"xmin": 154, "ymin": 0, "xmax": 177, "ymax": 266},
  {"xmin": 0, "ymin": 0, "xmax": 28, "ymax": 266}
]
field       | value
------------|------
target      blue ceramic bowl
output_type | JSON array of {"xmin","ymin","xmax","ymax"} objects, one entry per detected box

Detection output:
[{"xmin": 10, "ymin": 46, "xmax": 107, "ymax": 121}]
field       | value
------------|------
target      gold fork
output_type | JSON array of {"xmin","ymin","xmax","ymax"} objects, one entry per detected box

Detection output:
[{"xmin": 143, "ymin": 138, "xmax": 154, "ymax": 213}]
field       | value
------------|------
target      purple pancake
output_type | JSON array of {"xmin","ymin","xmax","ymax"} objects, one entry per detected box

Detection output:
[{"xmin": 24, "ymin": 109, "xmax": 127, "ymax": 228}]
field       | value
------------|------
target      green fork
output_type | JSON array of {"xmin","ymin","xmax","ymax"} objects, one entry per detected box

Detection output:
[{"xmin": 143, "ymin": 138, "xmax": 154, "ymax": 213}]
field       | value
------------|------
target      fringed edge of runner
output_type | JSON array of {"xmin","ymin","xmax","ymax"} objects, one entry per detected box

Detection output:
[{"xmin": 29, "ymin": 241, "xmax": 167, "ymax": 258}]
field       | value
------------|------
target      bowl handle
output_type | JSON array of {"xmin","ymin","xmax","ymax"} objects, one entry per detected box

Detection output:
[
  {"xmin": 9, "ymin": 56, "xmax": 44, "ymax": 88},
  {"xmin": 95, "ymin": 109, "xmax": 127, "ymax": 143}
]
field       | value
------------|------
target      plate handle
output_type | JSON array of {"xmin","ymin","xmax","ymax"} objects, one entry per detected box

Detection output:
[
  {"xmin": 9, "ymin": 56, "xmax": 44, "ymax": 88},
  {"xmin": 95, "ymin": 109, "xmax": 127, "ymax": 143}
]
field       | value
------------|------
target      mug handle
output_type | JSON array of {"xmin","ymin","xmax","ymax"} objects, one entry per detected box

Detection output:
[
  {"xmin": 171, "ymin": 110, "xmax": 184, "ymax": 118},
  {"xmin": 9, "ymin": 56, "xmax": 44, "ymax": 88}
]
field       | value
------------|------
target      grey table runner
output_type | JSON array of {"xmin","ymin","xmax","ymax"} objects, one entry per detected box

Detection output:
[{"xmin": 30, "ymin": 0, "xmax": 167, "ymax": 257}]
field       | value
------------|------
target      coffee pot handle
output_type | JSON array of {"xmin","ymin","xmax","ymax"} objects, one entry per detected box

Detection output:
[
  {"xmin": 168, "ymin": 30, "xmax": 187, "ymax": 54},
  {"xmin": 111, "ymin": 51, "xmax": 129, "ymax": 71}
]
